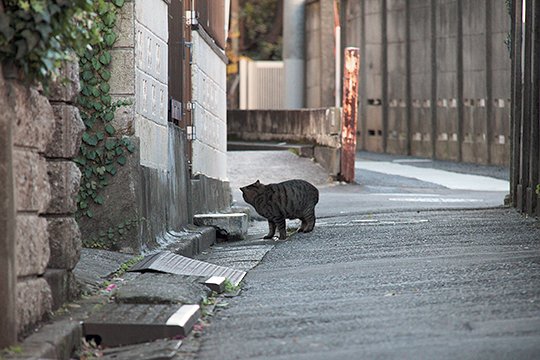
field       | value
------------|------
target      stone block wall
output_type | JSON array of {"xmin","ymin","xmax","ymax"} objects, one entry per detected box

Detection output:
[{"xmin": 0, "ymin": 61, "xmax": 83, "ymax": 341}]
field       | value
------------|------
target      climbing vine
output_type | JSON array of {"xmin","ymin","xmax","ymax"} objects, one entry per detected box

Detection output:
[
  {"xmin": 0, "ymin": 0, "xmax": 98, "ymax": 86},
  {"xmin": 74, "ymin": 0, "xmax": 134, "ymax": 219}
]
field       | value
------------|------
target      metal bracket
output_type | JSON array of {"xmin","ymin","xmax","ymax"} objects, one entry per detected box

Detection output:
[
  {"xmin": 184, "ymin": 102, "xmax": 195, "ymax": 111},
  {"xmin": 187, "ymin": 125, "xmax": 196, "ymax": 141},
  {"xmin": 185, "ymin": 10, "xmax": 199, "ymax": 27}
]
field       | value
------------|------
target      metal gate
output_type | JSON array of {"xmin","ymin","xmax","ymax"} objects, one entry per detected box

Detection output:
[{"xmin": 510, "ymin": 0, "xmax": 540, "ymax": 216}]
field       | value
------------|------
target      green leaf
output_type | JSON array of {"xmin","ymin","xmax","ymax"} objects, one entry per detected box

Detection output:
[
  {"xmin": 74, "ymin": 156, "xmax": 87, "ymax": 166},
  {"xmin": 96, "ymin": 131, "xmax": 105, "ymax": 141},
  {"xmin": 79, "ymin": 200, "xmax": 88, "ymax": 209},
  {"xmin": 104, "ymin": 33, "xmax": 117, "ymax": 47},
  {"xmin": 113, "ymin": 0, "xmax": 125, "ymax": 7},
  {"xmin": 101, "ymin": 94, "xmax": 112, "ymax": 105},
  {"xmin": 99, "ymin": 51, "xmax": 112, "ymax": 65},
  {"xmin": 86, "ymin": 150, "xmax": 97, "ymax": 160},
  {"xmin": 105, "ymin": 138, "xmax": 117, "ymax": 150},
  {"xmin": 100, "ymin": 70, "xmax": 111, "ymax": 81},
  {"xmin": 115, "ymin": 147, "xmax": 124, "ymax": 155},
  {"xmin": 94, "ymin": 195, "xmax": 104, "ymax": 205},
  {"xmin": 117, "ymin": 156, "xmax": 127, "ymax": 165},
  {"xmin": 86, "ymin": 209, "xmax": 94, "ymax": 218},
  {"xmin": 102, "ymin": 12, "xmax": 117, "ymax": 27},
  {"xmin": 92, "ymin": 59, "xmax": 101, "ymax": 71},
  {"xmin": 105, "ymin": 124, "xmax": 116, "ymax": 135},
  {"xmin": 82, "ymin": 132, "xmax": 98, "ymax": 146},
  {"xmin": 100, "ymin": 82, "xmax": 111, "ymax": 94},
  {"xmin": 82, "ymin": 70, "xmax": 93, "ymax": 81},
  {"xmin": 104, "ymin": 111, "xmax": 114, "ymax": 122}
]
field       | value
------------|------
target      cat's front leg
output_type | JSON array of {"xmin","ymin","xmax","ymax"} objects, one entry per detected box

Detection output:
[
  {"xmin": 263, "ymin": 220, "xmax": 276, "ymax": 239},
  {"xmin": 277, "ymin": 219, "xmax": 287, "ymax": 240}
]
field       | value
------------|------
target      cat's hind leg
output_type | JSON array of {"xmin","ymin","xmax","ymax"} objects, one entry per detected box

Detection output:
[
  {"xmin": 303, "ymin": 209, "xmax": 316, "ymax": 232},
  {"xmin": 277, "ymin": 218, "xmax": 287, "ymax": 240},
  {"xmin": 263, "ymin": 220, "xmax": 276, "ymax": 239},
  {"xmin": 298, "ymin": 218, "xmax": 308, "ymax": 232}
]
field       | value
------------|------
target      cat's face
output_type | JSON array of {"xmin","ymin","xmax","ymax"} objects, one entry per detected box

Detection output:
[{"xmin": 240, "ymin": 180, "xmax": 264, "ymax": 204}]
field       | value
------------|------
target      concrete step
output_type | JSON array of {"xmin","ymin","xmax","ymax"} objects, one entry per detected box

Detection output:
[
  {"xmin": 193, "ymin": 212, "xmax": 248, "ymax": 241},
  {"xmin": 83, "ymin": 303, "xmax": 200, "ymax": 347}
]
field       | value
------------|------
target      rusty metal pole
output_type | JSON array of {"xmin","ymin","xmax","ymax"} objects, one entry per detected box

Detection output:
[{"xmin": 340, "ymin": 47, "xmax": 360, "ymax": 183}]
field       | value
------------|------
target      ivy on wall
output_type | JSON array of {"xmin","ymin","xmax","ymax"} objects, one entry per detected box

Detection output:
[
  {"xmin": 74, "ymin": 0, "xmax": 134, "ymax": 223},
  {"xmin": 0, "ymin": 0, "xmax": 98, "ymax": 85}
]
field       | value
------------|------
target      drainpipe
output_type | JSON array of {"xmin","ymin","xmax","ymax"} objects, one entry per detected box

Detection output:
[
  {"xmin": 283, "ymin": 0, "xmax": 305, "ymax": 109},
  {"xmin": 334, "ymin": 0, "xmax": 341, "ymax": 108}
]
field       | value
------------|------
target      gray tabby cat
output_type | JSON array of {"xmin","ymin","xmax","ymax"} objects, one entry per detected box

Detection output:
[{"xmin": 240, "ymin": 179, "xmax": 319, "ymax": 240}]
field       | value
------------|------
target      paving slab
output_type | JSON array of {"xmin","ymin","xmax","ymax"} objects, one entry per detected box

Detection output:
[
  {"xmin": 115, "ymin": 273, "xmax": 210, "ymax": 304},
  {"xmin": 73, "ymin": 248, "xmax": 135, "ymax": 290},
  {"xmin": 83, "ymin": 303, "xmax": 200, "ymax": 347}
]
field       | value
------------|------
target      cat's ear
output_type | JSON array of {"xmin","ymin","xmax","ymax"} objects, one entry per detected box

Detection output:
[{"xmin": 255, "ymin": 179, "xmax": 260, "ymax": 185}]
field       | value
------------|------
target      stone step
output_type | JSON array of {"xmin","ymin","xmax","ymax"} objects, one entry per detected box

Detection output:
[{"xmin": 193, "ymin": 212, "xmax": 248, "ymax": 241}]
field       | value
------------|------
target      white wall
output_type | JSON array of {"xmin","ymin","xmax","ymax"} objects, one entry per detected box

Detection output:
[
  {"xmin": 191, "ymin": 31, "xmax": 228, "ymax": 181},
  {"xmin": 134, "ymin": 0, "xmax": 168, "ymax": 170}
]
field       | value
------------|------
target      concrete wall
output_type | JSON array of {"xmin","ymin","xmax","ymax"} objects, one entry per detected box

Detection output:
[
  {"xmin": 191, "ymin": 29, "xmax": 228, "ymax": 181},
  {"xmin": 305, "ymin": 0, "xmax": 336, "ymax": 108},
  {"xmin": 0, "ymin": 62, "xmax": 83, "ymax": 341},
  {"xmin": 80, "ymin": 0, "xmax": 231, "ymax": 253},
  {"xmin": 306, "ymin": 0, "xmax": 511, "ymax": 165},
  {"xmin": 228, "ymin": 108, "xmax": 342, "ymax": 177},
  {"xmin": 134, "ymin": 0, "xmax": 169, "ymax": 169}
]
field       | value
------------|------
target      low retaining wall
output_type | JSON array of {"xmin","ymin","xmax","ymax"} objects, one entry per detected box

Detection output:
[{"xmin": 227, "ymin": 108, "xmax": 342, "ymax": 177}]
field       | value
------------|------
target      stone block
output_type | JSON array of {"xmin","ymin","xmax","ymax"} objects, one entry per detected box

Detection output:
[
  {"xmin": 46, "ymin": 104, "xmax": 85, "ymax": 159},
  {"xmin": 48, "ymin": 61, "xmax": 80, "ymax": 103},
  {"xmin": 193, "ymin": 213, "xmax": 248, "ymax": 241},
  {"xmin": 115, "ymin": 1, "xmax": 135, "ymax": 48},
  {"xmin": 13, "ymin": 149, "xmax": 51, "ymax": 212},
  {"xmin": 16, "ymin": 278, "xmax": 52, "ymax": 335},
  {"xmin": 78, "ymin": 137, "xmax": 141, "ymax": 253},
  {"xmin": 22, "ymin": 318, "xmax": 82, "ymax": 360},
  {"xmin": 16, "ymin": 214, "xmax": 49, "ymax": 277},
  {"xmin": 111, "ymin": 95, "xmax": 135, "ymax": 135},
  {"xmin": 10, "ymin": 82, "xmax": 55, "ymax": 152},
  {"xmin": 44, "ymin": 269, "xmax": 79, "ymax": 311},
  {"xmin": 46, "ymin": 161, "xmax": 81, "ymax": 215},
  {"xmin": 110, "ymin": 48, "xmax": 135, "ymax": 95},
  {"xmin": 47, "ymin": 217, "xmax": 81, "ymax": 270}
]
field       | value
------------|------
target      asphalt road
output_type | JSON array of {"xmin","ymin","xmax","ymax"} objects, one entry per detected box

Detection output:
[{"xmin": 193, "ymin": 151, "xmax": 540, "ymax": 360}]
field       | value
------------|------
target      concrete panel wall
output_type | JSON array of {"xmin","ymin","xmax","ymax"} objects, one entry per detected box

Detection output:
[
  {"xmin": 191, "ymin": 30, "xmax": 228, "ymax": 181},
  {"xmin": 134, "ymin": 0, "xmax": 169, "ymax": 170},
  {"xmin": 341, "ymin": 0, "xmax": 510, "ymax": 165},
  {"xmin": 305, "ymin": 0, "xmax": 336, "ymax": 108}
]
